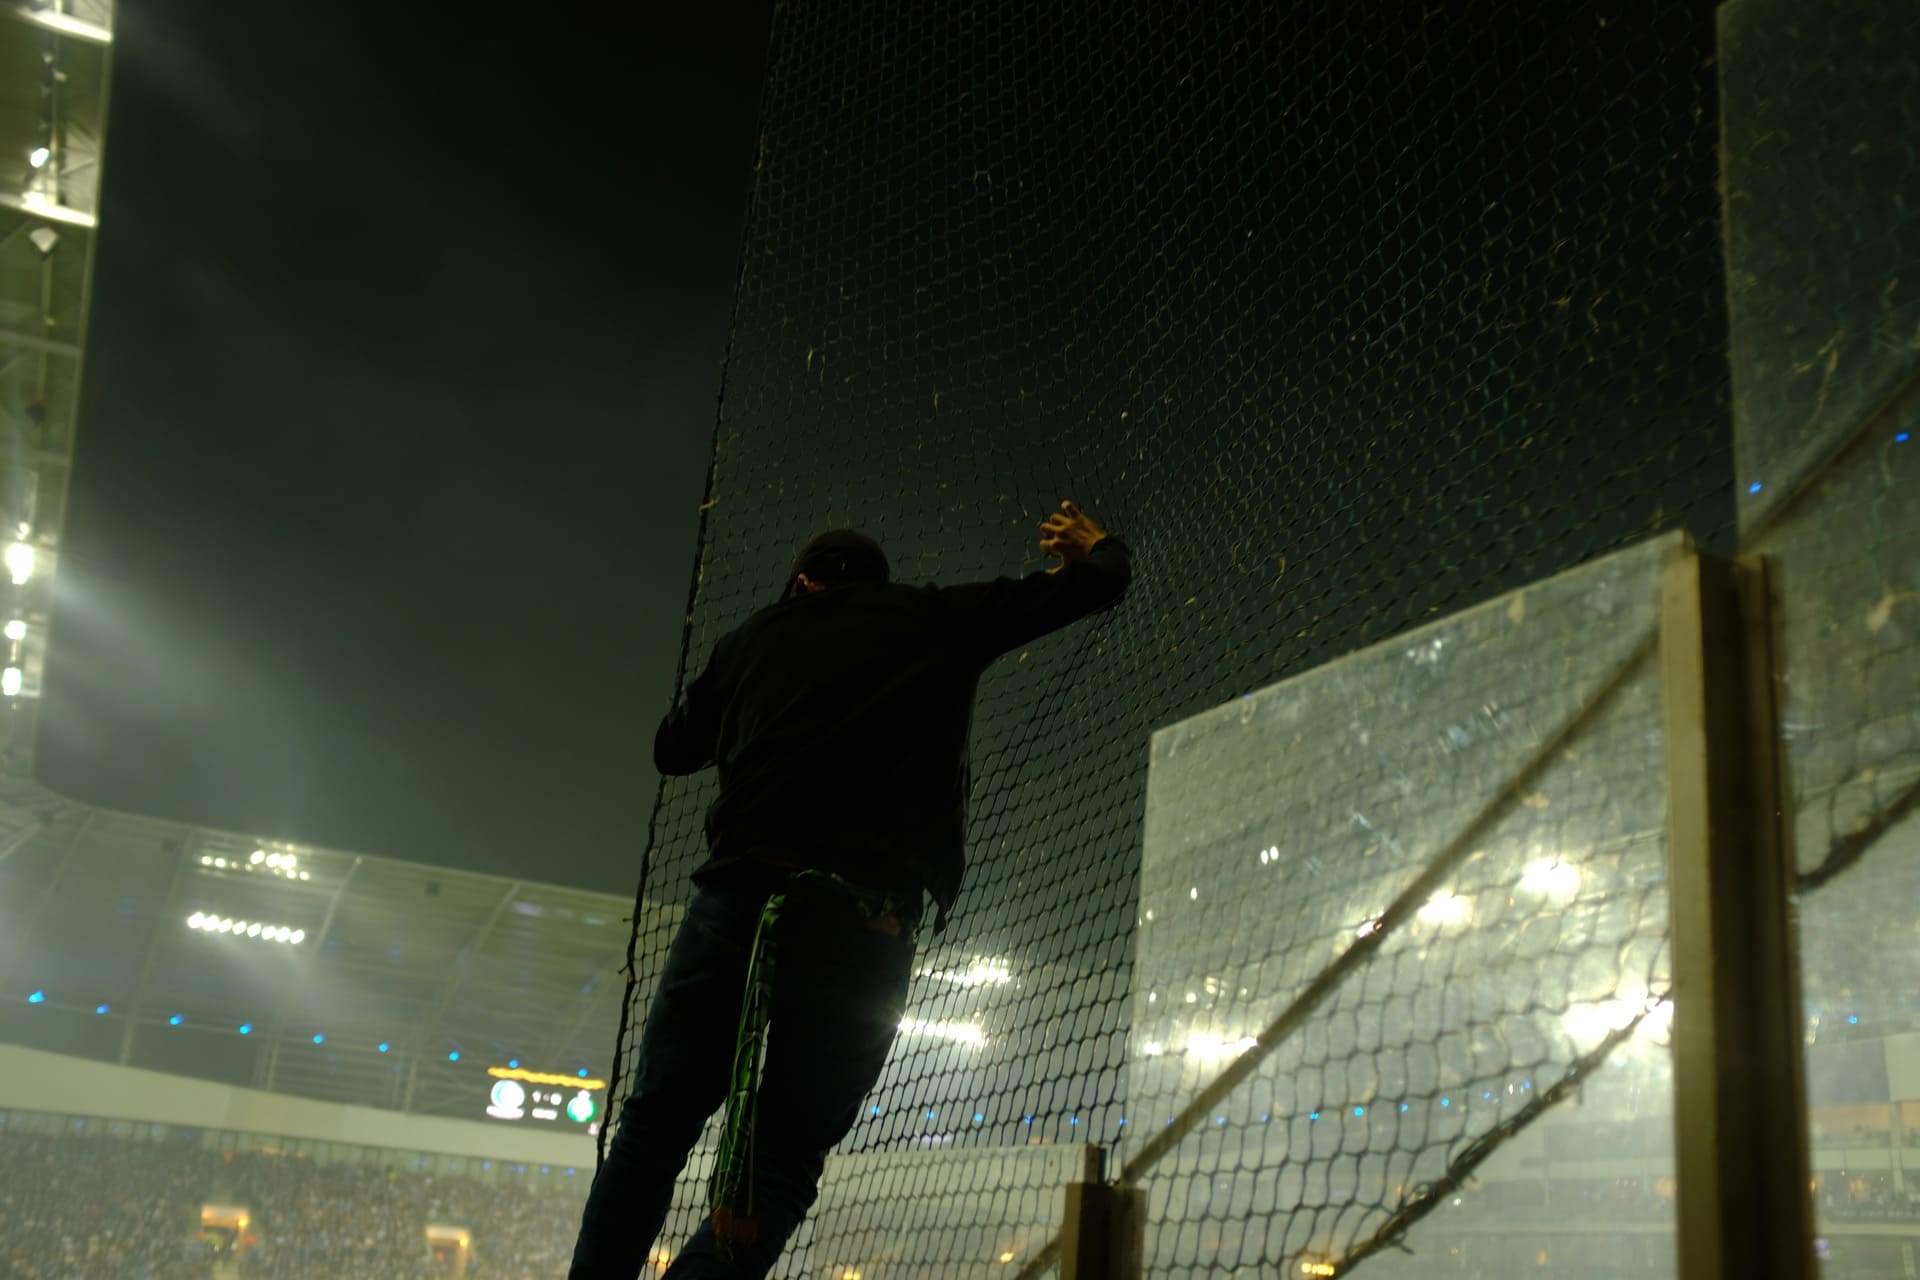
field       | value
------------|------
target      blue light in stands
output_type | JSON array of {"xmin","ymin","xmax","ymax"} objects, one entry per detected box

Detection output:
[
  {"xmin": 1023, "ymin": 1116, "xmax": 1033, "ymax": 1125},
  {"xmin": 1441, "ymin": 1098, "xmax": 1451, "ymax": 1107},
  {"xmin": 1117, "ymin": 1118, "xmax": 1128, "ymax": 1126},
  {"xmin": 1354, "ymin": 1106, "xmax": 1366, "ymax": 1116},
  {"xmin": 1069, "ymin": 1117, "xmax": 1079, "ymax": 1125},
  {"xmin": 378, "ymin": 1042, "xmax": 390, "ymax": 1053},
  {"xmin": 1309, "ymin": 1111, "xmax": 1319, "ymax": 1120},
  {"xmin": 578, "ymin": 1068, "xmax": 588, "ymax": 1078},
  {"xmin": 95, "ymin": 1004, "xmax": 108, "ymax": 1015},
  {"xmin": 238, "ymin": 1024, "xmax": 252, "ymax": 1035},
  {"xmin": 508, "ymin": 1059, "xmax": 519, "ymax": 1068},
  {"xmin": 312, "ymin": 1033, "xmax": 325, "ymax": 1044},
  {"xmin": 448, "ymin": 1050, "xmax": 460, "ymax": 1061},
  {"xmin": 1748, "ymin": 481, "xmax": 1763, "ymax": 494},
  {"xmin": 869, "ymin": 1105, "xmax": 880, "ymax": 1115},
  {"xmin": 169, "ymin": 1014, "xmax": 183, "ymax": 1025},
  {"xmin": 482, "ymin": 1161, "xmax": 492, "ymax": 1170},
  {"xmin": 1849, "ymin": 1015, "xmax": 1859, "ymax": 1024},
  {"xmin": 26, "ymin": 991, "xmax": 43, "ymax": 1004},
  {"xmin": 1401, "ymin": 1104, "xmax": 1410, "ymax": 1112},
  {"xmin": 1896, "ymin": 432, "xmax": 1910, "ymax": 444},
  {"xmin": 973, "ymin": 1114, "xmax": 984, "ymax": 1123}
]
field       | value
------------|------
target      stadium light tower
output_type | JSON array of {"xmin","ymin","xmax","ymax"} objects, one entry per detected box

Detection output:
[{"xmin": 0, "ymin": 0, "xmax": 115, "ymax": 731}]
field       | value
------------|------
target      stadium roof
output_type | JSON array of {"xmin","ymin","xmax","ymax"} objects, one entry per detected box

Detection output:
[{"xmin": 0, "ymin": 776, "xmax": 652, "ymax": 1120}]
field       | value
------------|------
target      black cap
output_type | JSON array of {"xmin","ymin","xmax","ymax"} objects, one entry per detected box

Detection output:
[{"xmin": 782, "ymin": 530, "xmax": 889, "ymax": 600}]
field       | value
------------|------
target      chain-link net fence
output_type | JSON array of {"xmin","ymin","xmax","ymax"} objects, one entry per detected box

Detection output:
[
  {"xmin": 1126, "ymin": 534, "xmax": 1676, "ymax": 1277},
  {"xmin": 609, "ymin": 0, "xmax": 1733, "ymax": 1271},
  {"xmin": 1720, "ymin": 0, "xmax": 1920, "ymax": 1268}
]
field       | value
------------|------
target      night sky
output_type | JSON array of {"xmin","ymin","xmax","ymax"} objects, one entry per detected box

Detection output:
[{"xmin": 37, "ymin": 1, "xmax": 773, "ymax": 894}]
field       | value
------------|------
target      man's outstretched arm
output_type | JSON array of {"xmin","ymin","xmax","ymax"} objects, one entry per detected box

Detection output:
[{"xmin": 938, "ymin": 500, "xmax": 1132, "ymax": 660}]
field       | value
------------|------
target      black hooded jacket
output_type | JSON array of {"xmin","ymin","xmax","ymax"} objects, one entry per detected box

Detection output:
[{"xmin": 654, "ymin": 537, "xmax": 1132, "ymax": 927}]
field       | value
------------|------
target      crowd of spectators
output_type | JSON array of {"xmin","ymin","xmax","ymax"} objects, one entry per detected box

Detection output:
[
  {"xmin": 0, "ymin": 1129, "xmax": 580, "ymax": 1280},
  {"xmin": 0, "ymin": 1131, "xmax": 217, "ymax": 1280}
]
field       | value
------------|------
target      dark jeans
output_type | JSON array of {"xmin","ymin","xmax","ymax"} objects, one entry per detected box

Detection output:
[{"xmin": 568, "ymin": 871, "xmax": 916, "ymax": 1279}]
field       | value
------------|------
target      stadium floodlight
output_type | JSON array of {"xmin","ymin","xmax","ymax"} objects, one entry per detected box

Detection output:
[
  {"xmin": 897, "ymin": 1017, "xmax": 986, "ymax": 1046},
  {"xmin": 4, "ymin": 620, "xmax": 25, "ymax": 641},
  {"xmin": 1418, "ymin": 891, "xmax": 1472, "ymax": 926},
  {"xmin": 1519, "ymin": 858, "xmax": 1580, "ymax": 898},
  {"xmin": 1, "ymin": 667, "xmax": 21, "ymax": 698},
  {"xmin": 290, "ymin": 929, "xmax": 306, "ymax": 944},
  {"xmin": 5, "ymin": 542, "xmax": 33, "ymax": 586},
  {"xmin": 187, "ymin": 913, "xmax": 205, "ymax": 929},
  {"xmin": 28, "ymin": 146, "xmax": 49, "ymax": 168},
  {"xmin": 250, "ymin": 850, "xmax": 265, "ymax": 865},
  {"xmin": 1185, "ymin": 1032, "xmax": 1259, "ymax": 1062}
]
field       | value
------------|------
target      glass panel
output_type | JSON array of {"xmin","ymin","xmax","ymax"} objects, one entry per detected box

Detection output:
[{"xmin": 1131, "ymin": 534, "xmax": 1679, "ymax": 1277}]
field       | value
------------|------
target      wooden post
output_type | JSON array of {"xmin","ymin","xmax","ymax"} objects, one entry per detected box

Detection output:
[{"xmin": 1660, "ymin": 548, "xmax": 1813, "ymax": 1280}]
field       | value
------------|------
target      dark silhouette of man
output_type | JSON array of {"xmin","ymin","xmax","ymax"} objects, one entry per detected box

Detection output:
[{"xmin": 569, "ymin": 500, "xmax": 1131, "ymax": 1278}]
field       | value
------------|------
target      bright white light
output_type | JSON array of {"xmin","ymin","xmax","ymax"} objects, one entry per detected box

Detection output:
[
  {"xmin": 1141, "ymin": 1041, "xmax": 1165, "ymax": 1056},
  {"xmin": 4, "ymin": 620, "xmax": 24, "ymax": 641},
  {"xmin": 1189, "ymin": 886, "xmax": 1198, "ymax": 900},
  {"xmin": 290, "ymin": 929, "xmax": 306, "ymax": 944},
  {"xmin": 923, "ymin": 959, "xmax": 1012, "ymax": 988},
  {"xmin": 250, "ymin": 850, "xmax": 265, "ymax": 865},
  {"xmin": 1259, "ymin": 848, "xmax": 1270, "ymax": 865},
  {"xmin": 1186, "ymin": 1032, "xmax": 1259, "ymax": 1062},
  {"xmin": 1519, "ymin": 859, "xmax": 1580, "ymax": 898},
  {"xmin": 1356, "ymin": 918, "xmax": 1381, "ymax": 938},
  {"xmin": 1563, "ymin": 995, "xmax": 1673, "ymax": 1046},
  {"xmin": 1419, "ymin": 892, "xmax": 1472, "ymax": 926},
  {"xmin": 213, "ymin": 858, "xmax": 229, "ymax": 869},
  {"xmin": 1, "ymin": 667, "xmax": 21, "ymax": 698},
  {"xmin": 246, "ymin": 923, "xmax": 262, "ymax": 937},
  {"xmin": 187, "ymin": 913, "xmax": 204, "ymax": 929},
  {"xmin": 897, "ymin": 1017, "xmax": 985, "ymax": 1046},
  {"xmin": 28, "ymin": 146, "xmax": 50, "ymax": 168},
  {"xmin": 199, "ymin": 856, "xmax": 213, "ymax": 866},
  {"xmin": 298, "ymin": 871, "xmax": 310, "ymax": 881},
  {"xmin": 5, "ymin": 543, "xmax": 33, "ymax": 586}
]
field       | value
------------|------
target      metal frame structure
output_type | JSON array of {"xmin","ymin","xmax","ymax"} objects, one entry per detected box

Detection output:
[
  {"xmin": 1659, "ymin": 550, "xmax": 1813, "ymax": 1280},
  {"xmin": 0, "ymin": 0, "xmax": 113, "ymax": 759}
]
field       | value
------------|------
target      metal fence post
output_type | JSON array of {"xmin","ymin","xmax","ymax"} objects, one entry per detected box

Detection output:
[
  {"xmin": 1659, "ymin": 547, "xmax": 1813, "ymax": 1279},
  {"xmin": 1060, "ymin": 1182, "xmax": 1143, "ymax": 1280}
]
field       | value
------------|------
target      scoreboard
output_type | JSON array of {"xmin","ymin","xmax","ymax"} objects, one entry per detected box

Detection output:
[{"xmin": 481, "ymin": 1066, "xmax": 603, "ymax": 1127}]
